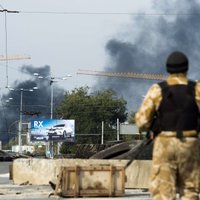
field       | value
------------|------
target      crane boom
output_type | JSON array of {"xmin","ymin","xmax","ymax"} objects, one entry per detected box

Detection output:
[
  {"xmin": 0, "ymin": 54, "xmax": 31, "ymax": 61},
  {"xmin": 77, "ymin": 69, "xmax": 168, "ymax": 81}
]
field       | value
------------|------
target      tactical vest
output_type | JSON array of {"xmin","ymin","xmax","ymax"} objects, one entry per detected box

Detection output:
[{"xmin": 154, "ymin": 80, "xmax": 199, "ymax": 137}]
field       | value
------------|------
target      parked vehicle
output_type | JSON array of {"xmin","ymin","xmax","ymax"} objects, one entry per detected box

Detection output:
[{"xmin": 47, "ymin": 124, "xmax": 73, "ymax": 138}]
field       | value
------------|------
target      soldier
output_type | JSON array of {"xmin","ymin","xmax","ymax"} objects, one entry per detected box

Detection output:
[{"xmin": 135, "ymin": 51, "xmax": 200, "ymax": 200}]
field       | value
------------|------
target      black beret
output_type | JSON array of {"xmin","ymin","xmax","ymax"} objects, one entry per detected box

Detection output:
[{"xmin": 166, "ymin": 51, "xmax": 188, "ymax": 73}]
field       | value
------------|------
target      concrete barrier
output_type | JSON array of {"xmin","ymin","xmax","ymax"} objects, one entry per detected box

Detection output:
[{"xmin": 12, "ymin": 158, "xmax": 152, "ymax": 189}]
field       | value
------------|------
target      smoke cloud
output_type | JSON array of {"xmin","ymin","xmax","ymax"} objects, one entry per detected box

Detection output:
[
  {"xmin": 93, "ymin": 0, "xmax": 200, "ymax": 112},
  {"xmin": 0, "ymin": 65, "xmax": 65, "ymax": 143}
]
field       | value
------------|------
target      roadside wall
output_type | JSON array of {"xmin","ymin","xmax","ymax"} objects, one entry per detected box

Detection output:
[{"xmin": 12, "ymin": 158, "xmax": 152, "ymax": 189}]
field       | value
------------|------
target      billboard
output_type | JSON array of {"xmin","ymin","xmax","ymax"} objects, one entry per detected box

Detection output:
[
  {"xmin": 31, "ymin": 119, "xmax": 75, "ymax": 142},
  {"xmin": 120, "ymin": 124, "xmax": 139, "ymax": 135}
]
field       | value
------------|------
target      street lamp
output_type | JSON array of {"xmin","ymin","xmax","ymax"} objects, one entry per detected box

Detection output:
[
  {"xmin": 7, "ymin": 86, "xmax": 38, "ymax": 153},
  {"xmin": 34, "ymin": 73, "xmax": 71, "ymax": 157},
  {"xmin": 34, "ymin": 73, "xmax": 71, "ymax": 119},
  {"xmin": 5, "ymin": 97, "xmax": 13, "ymax": 103}
]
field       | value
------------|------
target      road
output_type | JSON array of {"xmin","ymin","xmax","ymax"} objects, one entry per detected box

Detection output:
[{"xmin": 0, "ymin": 161, "xmax": 153, "ymax": 200}]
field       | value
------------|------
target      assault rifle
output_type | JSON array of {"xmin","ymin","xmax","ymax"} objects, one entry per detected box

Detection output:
[
  {"xmin": 125, "ymin": 137, "xmax": 153, "ymax": 169},
  {"xmin": 125, "ymin": 116, "xmax": 160, "ymax": 169}
]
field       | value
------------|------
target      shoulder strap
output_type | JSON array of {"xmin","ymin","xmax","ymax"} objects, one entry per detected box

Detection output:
[
  {"xmin": 187, "ymin": 80, "xmax": 196, "ymax": 96},
  {"xmin": 157, "ymin": 81, "xmax": 168, "ymax": 90},
  {"xmin": 158, "ymin": 80, "xmax": 196, "ymax": 98},
  {"xmin": 157, "ymin": 81, "xmax": 172, "ymax": 99}
]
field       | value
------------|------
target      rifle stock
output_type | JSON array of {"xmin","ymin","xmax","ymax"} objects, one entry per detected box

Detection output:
[{"xmin": 125, "ymin": 138, "xmax": 153, "ymax": 169}]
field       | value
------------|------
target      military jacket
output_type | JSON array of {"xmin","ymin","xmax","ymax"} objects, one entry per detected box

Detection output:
[{"xmin": 135, "ymin": 73, "xmax": 200, "ymax": 134}]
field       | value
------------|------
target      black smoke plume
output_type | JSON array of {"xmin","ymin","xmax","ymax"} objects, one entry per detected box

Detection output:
[
  {"xmin": 0, "ymin": 65, "xmax": 65, "ymax": 144},
  {"xmin": 94, "ymin": 1, "xmax": 200, "ymax": 112}
]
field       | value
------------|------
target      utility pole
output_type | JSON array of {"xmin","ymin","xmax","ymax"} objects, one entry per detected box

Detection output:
[
  {"xmin": 0, "ymin": 7, "xmax": 22, "ymax": 87},
  {"xmin": 8, "ymin": 86, "xmax": 38, "ymax": 154},
  {"xmin": 18, "ymin": 89, "xmax": 23, "ymax": 153},
  {"xmin": 117, "ymin": 118, "xmax": 120, "ymax": 141},
  {"xmin": 101, "ymin": 121, "xmax": 104, "ymax": 145},
  {"xmin": 50, "ymin": 79, "xmax": 54, "ymax": 119}
]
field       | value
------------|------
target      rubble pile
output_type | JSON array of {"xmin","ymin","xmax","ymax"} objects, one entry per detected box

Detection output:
[{"xmin": 90, "ymin": 140, "xmax": 153, "ymax": 160}]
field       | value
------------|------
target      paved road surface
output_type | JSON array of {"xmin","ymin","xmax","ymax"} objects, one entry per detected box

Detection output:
[{"xmin": 0, "ymin": 161, "xmax": 153, "ymax": 199}]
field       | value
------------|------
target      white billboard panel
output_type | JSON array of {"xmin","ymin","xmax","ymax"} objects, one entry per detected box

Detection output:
[
  {"xmin": 31, "ymin": 119, "xmax": 75, "ymax": 142},
  {"xmin": 120, "ymin": 124, "xmax": 139, "ymax": 135}
]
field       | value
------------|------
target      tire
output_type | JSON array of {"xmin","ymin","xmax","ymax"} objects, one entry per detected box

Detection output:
[{"xmin": 90, "ymin": 141, "xmax": 134, "ymax": 159}]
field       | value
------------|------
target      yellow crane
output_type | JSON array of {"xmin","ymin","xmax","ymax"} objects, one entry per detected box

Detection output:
[
  {"xmin": 0, "ymin": 54, "xmax": 31, "ymax": 61},
  {"xmin": 77, "ymin": 69, "xmax": 167, "ymax": 81}
]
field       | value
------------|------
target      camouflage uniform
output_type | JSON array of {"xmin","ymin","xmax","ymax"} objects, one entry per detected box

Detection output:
[{"xmin": 135, "ymin": 73, "xmax": 200, "ymax": 200}]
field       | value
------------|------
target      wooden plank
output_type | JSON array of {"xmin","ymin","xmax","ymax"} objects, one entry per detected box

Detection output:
[
  {"xmin": 121, "ymin": 167, "xmax": 125, "ymax": 194},
  {"xmin": 109, "ymin": 165, "xmax": 114, "ymax": 196},
  {"xmin": 54, "ymin": 166, "xmax": 63, "ymax": 196},
  {"xmin": 74, "ymin": 165, "xmax": 80, "ymax": 197},
  {"xmin": 61, "ymin": 168, "xmax": 69, "ymax": 196}
]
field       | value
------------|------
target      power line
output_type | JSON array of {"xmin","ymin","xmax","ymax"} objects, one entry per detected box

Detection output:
[
  {"xmin": 0, "ymin": 9, "xmax": 19, "ymax": 13},
  {"xmin": 0, "ymin": 63, "xmax": 37, "ymax": 77},
  {"xmin": 0, "ymin": 3, "xmax": 4, "ymax": 9},
  {"xmin": 1, "ymin": 8, "xmax": 200, "ymax": 16},
  {"xmin": 16, "ymin": 11, "xmax": 200, "ymax": 16}
]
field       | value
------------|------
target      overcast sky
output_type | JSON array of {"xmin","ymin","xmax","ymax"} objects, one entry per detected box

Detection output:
[
  {"xmin": 0, "ymin": 0, "xmax": 154, "ymax": 94},
  {"xmin": 1, "ymin": 0, "xmax": 200, "ymax": 141},
  {"xmin": 1, "ymin": 0, "xmax": 200, "ymax": 113}
]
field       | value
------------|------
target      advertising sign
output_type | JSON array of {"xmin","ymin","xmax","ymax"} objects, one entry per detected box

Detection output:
[
  {"xmin": 31, "ymin": 119, "xmax": 75, "ymax": 142},
  {"xmin": 120, "ymin": 124, "xmax": 139, "ymax": 135}
]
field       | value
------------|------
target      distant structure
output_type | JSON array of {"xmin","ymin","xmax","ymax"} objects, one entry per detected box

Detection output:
[
  {"xmin": 77, "ymin": 69, "xmax": 167, "ymax": 81},
  {"xmin": 0, "ymin": 54, "xmax": 31, "ymax": 61}
]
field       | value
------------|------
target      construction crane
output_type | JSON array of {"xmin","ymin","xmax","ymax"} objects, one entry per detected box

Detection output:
[
  {"xmin": 0, "ymin": 54, "xmax": 31, "ymax": 87},
  {"xmin": 77, "ymin": 69, "xmax": 168, "ymax": 81},
  {"xmin": 0, "ymin": 54, "xmax": 31, "ymax": 61}
]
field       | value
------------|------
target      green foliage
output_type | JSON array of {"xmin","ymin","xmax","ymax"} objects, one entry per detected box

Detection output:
[
  {"xmin": 2, "ymin": 136, "xmax": 17, "ymax": 150},
  {"xmin": 128, "ymin": 111, "xmax": 136, "ymax": 124},
  {"xmin": 55, "ymin": 86, "xmax": 128, "ymax": 150},
  {"xmin": 59, "ymin": 142, "xmax": 76, "ymax": 154}
]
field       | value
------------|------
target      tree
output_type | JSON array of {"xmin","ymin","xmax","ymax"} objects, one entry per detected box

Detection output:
[
  {"xmin": 128, "ymin": 111, "xmax": 136, "ymax": 124},
  {"xmin": 55, "ymin": 86, "xmax": 127, "ymax": 146}
]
